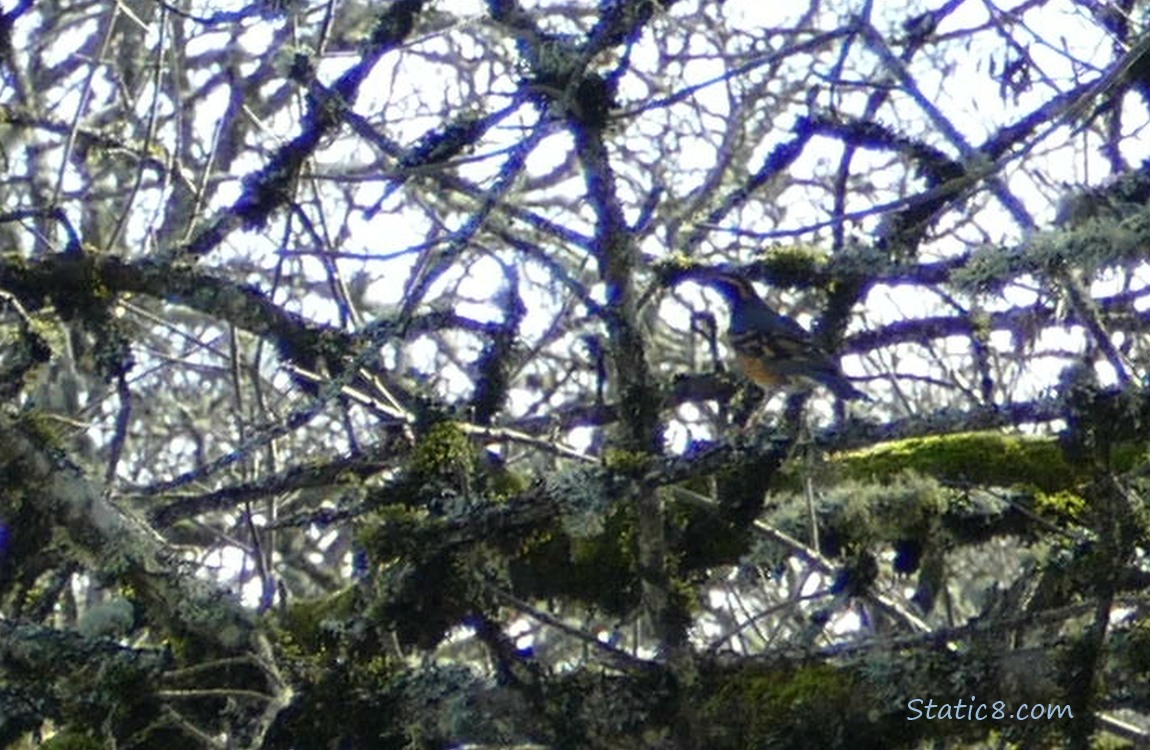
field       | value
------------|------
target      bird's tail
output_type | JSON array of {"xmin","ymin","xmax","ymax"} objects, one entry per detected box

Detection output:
[{"xmin": 822, "ymin": 373, "xmax": 869, "ymax": 401}]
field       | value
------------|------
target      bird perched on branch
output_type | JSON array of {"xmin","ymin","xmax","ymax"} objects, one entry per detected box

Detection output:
[{"xmin": 690, "ymin": 269, "xmax": 868, "ymax": 401}]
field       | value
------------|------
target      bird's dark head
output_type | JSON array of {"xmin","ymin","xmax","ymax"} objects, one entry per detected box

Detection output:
[
  {"xmin": 657, "ymin": 263, "xmax": 762, "ymax": 308},
  {"xmin": 692, "ymin": 268, "xmax": 760, "ymax": 308}
]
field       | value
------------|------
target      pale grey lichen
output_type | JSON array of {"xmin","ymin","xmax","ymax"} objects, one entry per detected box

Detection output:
[
  {"xmin": 544, "ymin": 465, "xmax": 622, "ymax": 539},
  {"xmin": 77, "ymin": 597, "xmax": 136, "ymax": 640}
]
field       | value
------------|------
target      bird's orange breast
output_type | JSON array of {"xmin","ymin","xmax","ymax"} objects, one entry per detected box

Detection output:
[{"xmin": 734, "ymin": 352, "xmax": 795, "ymax": 387}]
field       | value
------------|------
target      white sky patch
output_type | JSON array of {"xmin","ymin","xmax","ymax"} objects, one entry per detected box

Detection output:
[
  {"xmin": 665, "ymin": 403, "xmax": 708, "ymax": 454},
  {"xmin": 525, "ymin": 130, "xmax": 576, "ymax": 176}
]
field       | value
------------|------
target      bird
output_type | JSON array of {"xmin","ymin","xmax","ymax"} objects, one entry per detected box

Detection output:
[{"xmin": 692, "ymin": 269, "xmax": 868, "ymax": 401}]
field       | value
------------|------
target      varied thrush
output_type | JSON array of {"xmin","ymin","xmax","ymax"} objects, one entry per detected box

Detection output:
[{"xmin": 691, "ymin": 269, "xmax": 867, "ymax": 401}]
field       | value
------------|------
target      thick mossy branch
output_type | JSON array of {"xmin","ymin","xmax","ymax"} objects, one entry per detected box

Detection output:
[{"xmin": 835, "ymin": 431, "xmax": 1082, "ymax": 493}]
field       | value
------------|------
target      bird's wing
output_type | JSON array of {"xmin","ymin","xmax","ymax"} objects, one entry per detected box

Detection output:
[{"xmin": 728, "ymin": 323, "xmax": 822, "ymax": 364}]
